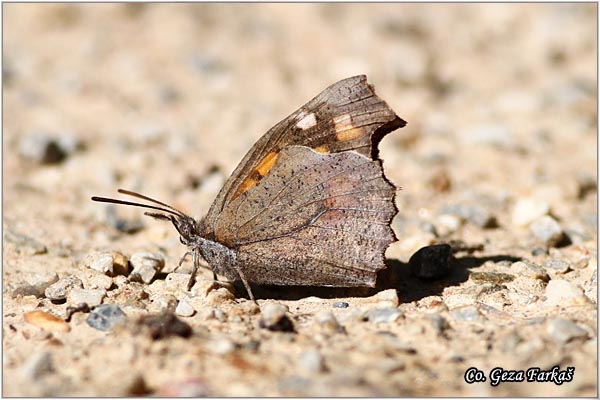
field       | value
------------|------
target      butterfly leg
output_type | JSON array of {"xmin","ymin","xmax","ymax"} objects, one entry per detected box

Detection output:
[
  {"xmin": 186, "ymin": 250, "xmax": 200, "ymax": 291},
  {"xmin": 177, "ymin": 251, "xmax": 193, "ymax": 272},
  {"xmin": 232, "ymin": 264, "xmax": 256, "ymax": 304}
]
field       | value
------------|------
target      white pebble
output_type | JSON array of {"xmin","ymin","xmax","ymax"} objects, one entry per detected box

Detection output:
[
  {"xmin": 175, "ymin": 299, "xmax": 195, "ymax": 317},
  {"xmin": 544, "ymin": 279, "xmax": 590, "ymax": 307},
  {"xmin": 511, "ymin": 197, "xmax": 550, "ymax": 227},
  {"xmin": 67, "ymin": 288, "xmax": 106, "ymax": 306}
]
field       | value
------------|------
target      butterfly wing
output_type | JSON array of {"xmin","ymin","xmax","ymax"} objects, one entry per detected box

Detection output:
[
  {"xmin": 217, "ymin": 145, "xmax": 397, "ymax": 286},
  {"xmin": 201, "ymin": 75, "xmax": 405, "ymax": 238}
]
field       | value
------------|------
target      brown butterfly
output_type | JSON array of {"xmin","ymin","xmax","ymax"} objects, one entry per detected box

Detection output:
[{"xmin": 92, "ymin": 75, "xmax": 406, "ymax": 302}]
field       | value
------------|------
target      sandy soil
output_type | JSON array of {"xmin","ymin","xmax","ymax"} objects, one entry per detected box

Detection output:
[{"xmin": 3, "ymin": 3, "xmax": 597, "ymax": 396}]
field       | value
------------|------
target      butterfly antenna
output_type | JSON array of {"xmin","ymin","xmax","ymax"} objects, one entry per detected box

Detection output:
[
  {"xmin": 116, "ymin": 189, "xmax": 188, "ymax": 217},
  {"xmin": 91, "ymin": 196, "xmax": 184, "ymax": 218}
]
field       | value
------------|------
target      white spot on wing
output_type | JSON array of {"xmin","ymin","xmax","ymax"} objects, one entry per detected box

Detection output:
[{"xmin": 296, "ymin": 112, "xmax": 317, "ymax": 130}]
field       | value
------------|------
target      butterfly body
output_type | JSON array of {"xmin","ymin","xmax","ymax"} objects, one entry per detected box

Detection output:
[{"xmin": 93, "ymin": 75, "xmax": 406, "ymax": 301}]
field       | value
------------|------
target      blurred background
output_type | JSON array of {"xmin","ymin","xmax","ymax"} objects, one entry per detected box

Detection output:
[
  {"xmin": 3, "ymin": 3, "xmax": 597, "ymax": 396},
  {"xmin": 4, "ymin": 2, "xmax": 597, "ymax": 259}
]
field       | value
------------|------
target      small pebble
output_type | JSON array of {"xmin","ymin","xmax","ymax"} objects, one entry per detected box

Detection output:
[
  {"xmin": 129, "ymin": 252, "xmax": 165, "ymax": 284},
  {"xmin": 209, "ymin": 338, "xmax": 236, "ymax": 355},
  {"xmin": 435, "ymin": 214, "xmax": 461, "ymax": 236},
  {"xmin": 149, "ymin": 293, "xmax": 178, "ymax": 313},
  {"xmin": 104, "ymin": 206, "xmax": 145, "ymax": 234},
  {"xmin": 84, "ymin": 251, "xmax": 130, "ymax": 276},
  {"xmin": 67, "ymin": 288, "xmax": 106, "ymax": 307},
  {"xmin": 136, "ymin": 312, "xmax": 192, "ymax": 340},
  {"xmin": 372, "ymin": 289, "xmax": 400, "ymax": 308},
  {"xmin": 88, "ymin": 273, "xmax": 114, "ymax": 290},
  {"xmin": 511, "ymin": 197, "xmax": 550, "ymax": 227},
  {"xmin": 24, "ymin": 310, "xmax": 70, "ymax": 332},
  {"xmin": 547, "ymin": 318, "xmax": 588, "ymax": 343},
  {"xmin": 544, "ymin": 279, "xmax": 590, "ymax": 307},
  {"xmin": 471, "ymin": 271, "xmax": 514, "ymax": 284},
  {"xmin": 20, "ymin": 352, "xmax": 54, "ymax": 380},
  {"xmin": 333, "ymin": 302, "xmax": 349, "ymax": 309},
  {"xmin": 204, "ymin": 287, "xmax": 235, "ymax": 306},
  {"xmin": 12, "ymin": 272, "xmax": 58, "ymax": 298},
  {"xmin": 86, "ymin": 304, "xmax": 126, "ymax": 331},
  {"xmin": 18, "ymin": 131, "xmax": 73, "ymax": 164},
  {"xmin": 315, "ymin": 311, "xmax": 345, "ymax": 334},
  {"xmin": 449, "ymin": 305, "xmax": 484, "ymax": 322},
  {"xmin": 298, "ymin": 350, "xmax": 326, "ymax": 373},
  {"xmin": 409, "ymin": 244, "xmax": 452, "ymax": 279},
  {"xmin": 543, "ymin": 259, "xmax": 571, "ymax": 274},
  {"xmin": 441, "ymin": 204, "xmax": 496, "ymax": 229},
  {"xmin": 4, "ymin": 230, "xmax": 47, "ymax": 255},
  {"xmin": 213, "ymin": 308, "xmax": 227, "ymax": 322},
  {"xmin": 86, "ymin": 252, "xmax": 113, "ymax": 274},
  {"xmin": 45, "ymin": 275, "xmax": 83, "ymax": 301},
  {"xmin": 530, "ymin": 216, "xmax": 564, "ymax": 246},
  {"xmin": 175, "ymin": 299, "xmax": 195, "ymax": 317},
  {"xmin": 427, "ymin": 313, "xmax": 449, "ymax": 334},
  {"xmin": 368, "ymin": 308, "xmax": 402, "ymax": 323},
  {"xmin": 511, "ymin": 261, "xmax": 549, "ymax": 281},
  {"xmin": 531, "ymin": 247, "xmax": 548, "ymax": 256},
  {"xmin": 259, "ymin": 302, "xmax": 295, "ymax": 332}
]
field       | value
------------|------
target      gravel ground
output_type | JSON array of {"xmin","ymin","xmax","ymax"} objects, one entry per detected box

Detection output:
[{"xmin": 3, "ymin": 3, "xmax": 597, "ymax": 397}]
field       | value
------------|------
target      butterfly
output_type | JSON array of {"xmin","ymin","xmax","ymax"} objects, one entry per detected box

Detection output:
[{"xmin": 92, "ymin": 75, "xmax": 406, "ymax": 302}]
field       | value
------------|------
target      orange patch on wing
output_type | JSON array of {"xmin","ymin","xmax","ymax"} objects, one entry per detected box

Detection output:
[
  {"xmin": 255, "ymin": 151, "xmax": 279, "ymax": 176},
  {"xmin": 314, "ymin": 144, "xmax": 329, "ymax": 154},
  {"xmin": 230, "ymin": 151, "xmax": 279, "ymax": 202},
  {"xmin": 334, "ymin": 113, "xmax": 365, "ymax": 142}
]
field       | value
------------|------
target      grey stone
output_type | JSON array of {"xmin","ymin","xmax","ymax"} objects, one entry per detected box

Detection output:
[
  {"xmin": 547, "ymin": 318, "xmax": 588, "ymax": 343},
  {"xmin": 12, "ymin": 272, "xmax": 58, "ymax": 298},
  {"xmin": 449, "ymin": 305, "xmax": 484, "ymax": 322},
  {"xmin": 333, "ymin": 301, "xmax": 349, "ymax": 309},
  {"xmin": 4, "ymin": 230, "xmax": 47, "ymax": 255},
  {"xmin": 368, "ymin": 308, "xmax": 402, "ymax": 323},
  {"xmin": 45, "ymin": 276, "xmax": 83, "ymax": 301},
  {"xmin": 86, "ymin": 304, "xmax": 126, "ymax": 331},
  {"xmin": 530, "ymin": 216, "xmax": 564, "ymax": 246},
  {"xmin": 544, "ymin": 259, "xmax": 571, "ymax": 274},
  {"xmin": 440, "ymin": 204, "xmax": 497, "ymax": 228},
  {"xmin": 511, "ymin": 261, "xmax": 549, "ymax": 281}
]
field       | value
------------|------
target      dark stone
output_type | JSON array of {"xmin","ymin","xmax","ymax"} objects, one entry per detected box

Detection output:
[{"xmin": 409, "ymin": 244, "xmax": 452, "ymax": 279}]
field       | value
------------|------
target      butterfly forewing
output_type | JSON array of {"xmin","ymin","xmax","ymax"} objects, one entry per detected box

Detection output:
[{"xmin": 202, "ymin": 75, "xmax": 405, "ymax": 237}]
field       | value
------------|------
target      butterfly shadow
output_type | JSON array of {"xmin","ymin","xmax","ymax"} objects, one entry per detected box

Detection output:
[{"xmin": 236, "ymin": 253, "xmax": 522, "ymax": 303}]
